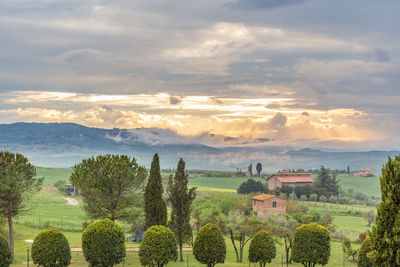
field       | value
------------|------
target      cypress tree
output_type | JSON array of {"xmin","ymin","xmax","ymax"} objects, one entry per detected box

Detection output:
[
  {"xmin": 167, "ymin": 158, "xmax": 196, "ymax": 262},
  {"xmin": 370, "ymin": 155, "xmax": 400, "ymax": 266},
  {"xmin": 144, "ymin": 153, "xmax": 167, "ymax": 228}
]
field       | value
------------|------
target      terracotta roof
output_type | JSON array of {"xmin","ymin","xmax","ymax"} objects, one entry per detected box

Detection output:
[
  {"xmin": 274, "ymin": 172, "xmax": 311, "ymax": 176},
  {"xmin": 275, "ymin": 176, "xmax": 314, "ymax": 183},
  {"xmin": 251, "ymin": 194, "xmax": 286, "ymax": 201}
]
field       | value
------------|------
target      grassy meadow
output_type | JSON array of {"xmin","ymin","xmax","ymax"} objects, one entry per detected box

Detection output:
[{"xmin": 6, "ymin": 167, "xmax": 380, "ymax": 266}]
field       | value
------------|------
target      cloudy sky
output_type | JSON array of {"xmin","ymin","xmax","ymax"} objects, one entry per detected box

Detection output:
[{"xmin": 1, "ymin": 0, "xmax": 399, "ymax": 150}]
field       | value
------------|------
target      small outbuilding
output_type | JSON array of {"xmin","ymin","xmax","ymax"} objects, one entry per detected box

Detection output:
[{"xmin": 251, "ymin": 194, "xmax": 287, "ymax": 216}]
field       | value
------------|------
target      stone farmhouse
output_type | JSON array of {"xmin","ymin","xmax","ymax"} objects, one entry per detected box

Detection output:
[
  {"xmin": 251, "ymin": 194, "xmax": 287, "ymax": 216},
  {"xmin": 266, "ymin": 172, "xmax": 314, "ymax": 191}
]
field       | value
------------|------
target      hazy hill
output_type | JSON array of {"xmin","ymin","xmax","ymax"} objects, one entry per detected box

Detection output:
[{"xmin": 0, "ymin": 122, "xmax": 398, "ymax": 171}]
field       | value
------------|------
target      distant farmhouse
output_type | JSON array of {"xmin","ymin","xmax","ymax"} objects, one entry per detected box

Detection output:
[
  {"xmin": 251, "ymin": 194, "xmax": 287, "ymax": 216},
  {"xmin": 353, "ymin": 168, "xmax": 376, "ymax": 177},
  {"xmin": 266, "ymin": 171, "xmax": 314, "ymax": 191}
]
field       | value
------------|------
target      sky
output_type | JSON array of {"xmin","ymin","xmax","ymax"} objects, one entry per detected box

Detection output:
[{"xmin": 0, "ymin": 0, "xmax": 399, "ymax": 150}]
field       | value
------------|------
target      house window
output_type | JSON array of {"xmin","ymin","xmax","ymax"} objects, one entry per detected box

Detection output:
[{"xmin": 273, "ymin": 201, "xmax": 277, "ymax": 208}]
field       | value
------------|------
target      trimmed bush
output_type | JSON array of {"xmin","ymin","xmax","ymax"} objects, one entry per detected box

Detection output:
[
  {"xmin": 300, "ymin": 195, "xmax": 308, "ymax": 201},
  {"xmin": 139, "ymin": 225, "xmax": 177, "ymax": 266},
  {"xmin": 358, "ymin": 237, "xmax": 373, "ymax": 267},
  {"xmin": 248, "ymin": 230, "xmax": 276, "ymax": 267},
  {"xmin": 309, "ymin": 194, "xmax": 318, "ymax": 202},
  {"xmin": 82, "ymin": 219, "xmax": 125, "ymax": 267},
  {"xmin": 0, "ymin": 234, "xmax": 11, "ymax": 267},
  {"xmin": 328, "ymin": 196, "xmax": 337, "ymax": 203},
  {"xmin": 292, "ymin": 223, "xmax": 331, "ymax": 266},
  {"xmin": 319, "ymin": 195, "xmax": 328, "ymax": 202},
  {"xmin": 193, "ymin": 223, "xmax": 226, "ymax": 267},
  {"xmin": 31, "ymin": 228, "xmax": 71, "ymax": 267}
]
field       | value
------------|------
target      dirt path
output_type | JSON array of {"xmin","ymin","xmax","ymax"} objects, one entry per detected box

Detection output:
[
  {"xmin": 63, "ymin": 197, "xmax": 79, "ymax": 206},
  {"xmin": 71, "ymin": 247, "xmax": 193, "ymax": 252}
]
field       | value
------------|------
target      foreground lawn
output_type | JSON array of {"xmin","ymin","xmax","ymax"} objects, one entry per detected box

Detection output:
[
  {"xmin": 6, "ymin": 168, "xmax": 373, "ymax": 266},
  {"xmin": 11, "ymin": 235, "xmax": 359, "ymax": 267}
]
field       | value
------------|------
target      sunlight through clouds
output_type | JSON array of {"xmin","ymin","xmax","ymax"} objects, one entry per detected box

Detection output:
[{"xmin": 0, "ymin": 91, "xmax": 375, "ymax": 145}]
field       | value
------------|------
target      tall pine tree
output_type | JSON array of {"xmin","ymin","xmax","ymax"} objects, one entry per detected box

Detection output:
[
  {"xmin": 167, "ymin": 158, "xmax": 196, "ymax": 262},
  {"xmin": 314, "ymin": 166, "xmax": 339, "ymax": 197},
  {"xmin": 370, "ymin": 155, "xmax": 400, "ymax": 266},
  {"xmin": 144, "ymin": 153, "xmax": 167, "ymax": 228}
]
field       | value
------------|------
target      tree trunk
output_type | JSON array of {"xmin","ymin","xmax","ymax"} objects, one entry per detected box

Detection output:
[
  {"xmin": 8, "ymin": 210, "xmax": 14, "ymax": 260},
  {"xmin": 179, "ymin": 243, "xmax": 183, "ymax": 262},
  {"xmin": 239, "ymin": 233, "xmax": 245, "ymax": 262},
  {"xmin": 284, "ymin": 237, "xmax": 289, "ymax": 267},
  {"xmin": 228, "ymin": 229, "xmax": 240, "ymax": 262}
]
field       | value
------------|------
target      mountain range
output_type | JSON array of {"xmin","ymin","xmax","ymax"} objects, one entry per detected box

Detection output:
[{"xmin": 0, "ymin": 122, "xmax": 398, "ymax": 172}]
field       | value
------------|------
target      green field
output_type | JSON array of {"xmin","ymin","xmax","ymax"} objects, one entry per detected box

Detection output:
[
  {"xmin": 5, "ymin": 167, "xmax": 378, "ymax": 266},
  {"xmin": 334, "ymin": 174, "xmax": 381, "ymax": 197}
]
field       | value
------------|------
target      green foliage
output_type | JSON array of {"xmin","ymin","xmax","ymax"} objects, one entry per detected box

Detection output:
[
  {"xmin": 300, "ymin": 195, "xmax": 308, "ymax": 201},
  {"xmin": 358, "ymin": 231, "xmax": 368, "ymax": 243},
  {"xmin": 328, "ymin": 196, "xmax": 337, "ymax": 203},
  {"xmin": 370, "ymin": 155, "xmax": 400, "ymax": 266},
  {"xmin": 314, "ymin": 166, "xmax": 339, "ymax": 197},
  {"xmin": 31, "ymin": 228, "xmax": 71, "ymax": 267},
  {"xmin": 309, "ymin": 194, "xmax": 318, "ymax": 201},
  {"xmin": 262, "ymin": 215, "xmax": 298, "ymax": 264},
  {"xmin": 0, "ymin": 234, "xmax": 11, "ymax": 267},
  {"xmin": 167, "ymin": 158, "xmax": 196, "ymax": 261},
  {"xmin": 292, "ymin": 223, "xmax": 331, "ymax": 267},
  {"xmin": 145, "ymin": 153, "xmax": 167, "ymax": 228},
  {"xmin": 192, "ymin": 191, "xmax": 248, "ymax": 219},
  {"xmin": 319, "ymin": 195, "xmax": 328, "ymax": 202},
  {"xmin": 363, "ymin": 210, "xmax": 376, "ymax": 227},
  {"xmin": 82, "ymin": 219, "xmax": 126, "ymax": 267},
  {"xmin": 358, "ymin": 237, "xmax": 373, "ymax": 267},
  {"xmin": 0, "ymin": 151, "xmax": 43, "ymax": 258},
  {"xmin": 295, "ymin": 185, "xmax": 313, "ymax": 199},
  {"xmin": 54, "ymin": 180, "xmax": 67, "ymax": 193},
  {"xmin": 342, "ymin": 238, "xmax": 358, "ymax": 262},
  {"xmin": 237, "ymin": 179, "xmax": 266, "ymax": 194},
  {"xmin": 256, "ymin": 163, "xmax": 262, "ymax": 177},
  {"xmin": 139, "ymin": 225, "xmax": 177, "ymax": 267},
  {"xmin": 199, "ymin": 209, "xmax": 228, "ymax": 233},
  {"xmin": 193, "ymin": 223, "xmax": 226, "ymax": 267},
  {"xmin": 301, "ymin": 214, "xmax": 313, "ymax": 224},
  {"xmin": 70, "ymin": 154, "xmax": 147, "ymax": 221},
  {"xmin": 248, "ymin": 230, "xmax": 276, "ymax": 267},
  {"xmin": 318, "ymin": 212, "xmax": 334, "ymax": 231},
  {"xmin": 227, "ymin": 215, "xmax": 265, "ymax": 262}
]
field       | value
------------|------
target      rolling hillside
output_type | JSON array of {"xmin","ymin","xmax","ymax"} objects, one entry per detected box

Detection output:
[{"xmin": 0, "ymin": 122, "xmax": 398, "ymax": 171}]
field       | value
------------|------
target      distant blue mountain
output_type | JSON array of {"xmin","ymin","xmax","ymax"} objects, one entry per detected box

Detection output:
[{"xmin": 0, "ymin": 122, "xmax": 398, "ymax": 172}]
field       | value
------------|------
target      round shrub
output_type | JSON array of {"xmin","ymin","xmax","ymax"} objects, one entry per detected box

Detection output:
[
  {"xmin": 193, "ymin": 223, "xmax": 226, "ymax": 267},
  {"xmin": 0, "ymin": 234, "xmax": 11, "ymax": 267},
  {"xmin": 292, "ymin": 223, "xmax": 330, "ymax": 266},
  {"xmin": 82, "ymin": 219, "xmax": 125, "ymax": 267},
  {"xmin": 319, "ymin": 195, "xmax": 328, "ymax": 202},
  {"xmin": 31, "ymin": 228, "xmax": 71, "ymax": 267},
  {"xmin": 248, "ymin": 230, "xmax": 276, "ymax": 267},
  {"xmin": 300, "ymin": 195, "xmax": 308, "ymax": 201},
  {"xmin": 309, "ymin": 194, "xmax": 318, "ymax": 202},
  {"xmin": 139, "ymin": 225, "xmax": 177, "ymax": 266},
  {"xmin": 328, "ymin": 196, "xmax": 337, "ymax": 203},
  {"xmin": 358, "ymin": 237, "xmax": 373, "ymax": 267}
]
